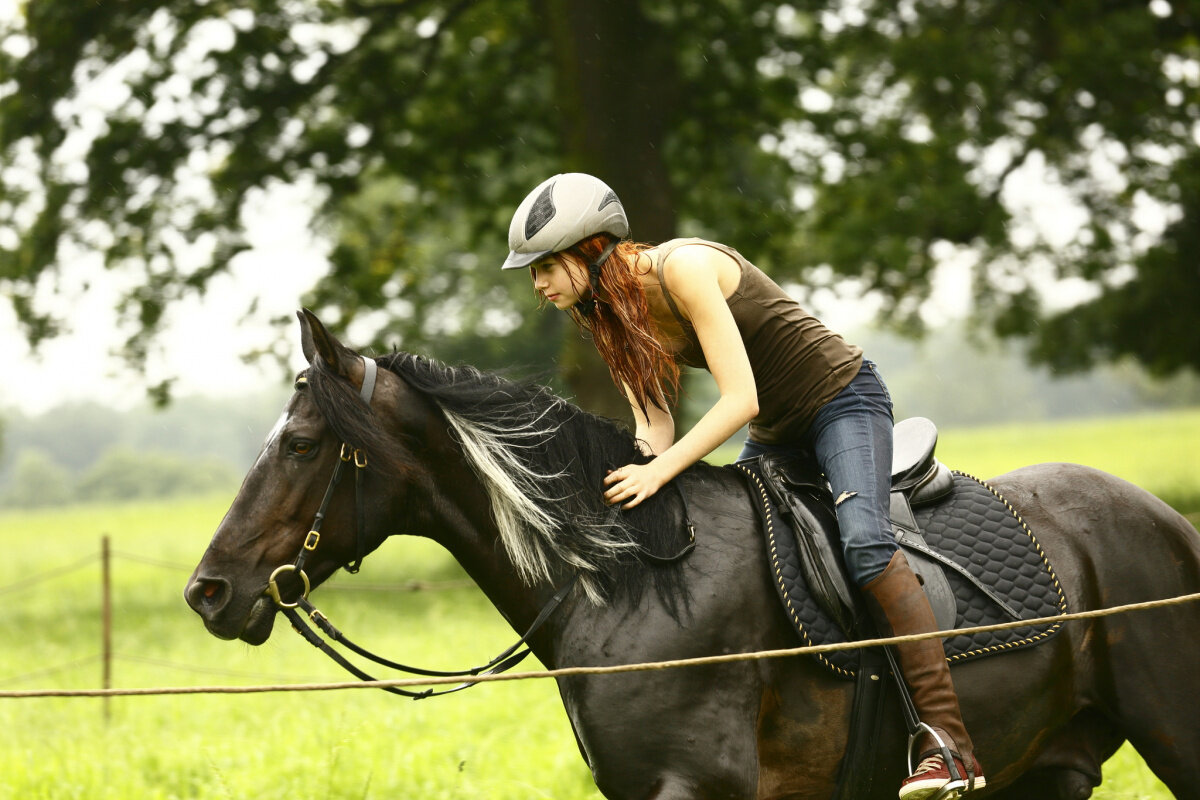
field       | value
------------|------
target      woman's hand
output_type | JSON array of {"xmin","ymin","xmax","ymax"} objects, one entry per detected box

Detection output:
[{"xmin": 603, "ymin": 460, "xmax": 670, "ymax": 509}]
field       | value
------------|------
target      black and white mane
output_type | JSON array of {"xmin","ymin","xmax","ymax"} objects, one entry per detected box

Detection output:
[{"xmin": 306, "ymin": 351, "xmax": 695, "ymax": 607}]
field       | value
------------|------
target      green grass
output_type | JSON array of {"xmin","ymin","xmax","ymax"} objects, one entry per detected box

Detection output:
[
  {"xmin": 713, "ymin": 407, "xmax": 1200, "ymax": 522},
  {"xmin": 936, "ymin": 407, "xmax": 1200, "ymax": 516},
  {"xmin": 0, "ymin": 498, "xmax": 594, "ymax": 800},
  {"xmin": 3, "ymin": 408, "xmax": 1196, "ymax": 798}
]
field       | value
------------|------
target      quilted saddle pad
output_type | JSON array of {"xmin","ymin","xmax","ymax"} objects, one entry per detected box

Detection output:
[{"xmin": 736, "ymin": 466, "xmax": 1070, "ymax": 680}]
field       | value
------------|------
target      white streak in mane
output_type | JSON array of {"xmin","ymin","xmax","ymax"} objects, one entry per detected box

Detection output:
[{"xmin": 441, "ymin": 403, "xmax": 636, "ymax": 605}]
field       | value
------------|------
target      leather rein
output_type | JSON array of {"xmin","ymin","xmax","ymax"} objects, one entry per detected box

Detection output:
[
  {"xmin": 264, "ymin": 356, "xmax": 577, "ymax": 699},
  {"xmin": 264, "ymin": 356, "xmax": 695, "ymax": 699}
]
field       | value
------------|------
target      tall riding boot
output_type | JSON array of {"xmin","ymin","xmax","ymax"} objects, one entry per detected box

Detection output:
[{"xmin": 862, "ymin": 551, "xmax": 986, "ymax": 799}]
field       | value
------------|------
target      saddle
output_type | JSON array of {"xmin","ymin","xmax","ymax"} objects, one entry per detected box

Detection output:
[
  {"xmin": 732, "ymin": 418, "xmax": 1068, "ymax": 800},
  {"xmin": 732, "ymin": 417, "xmax": 1069, "ymax": 679}
]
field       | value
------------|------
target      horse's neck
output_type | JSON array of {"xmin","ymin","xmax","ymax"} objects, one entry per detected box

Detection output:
[{"xmin": 412, "ymin": 442, "xmax": 571, "ymax": 662}]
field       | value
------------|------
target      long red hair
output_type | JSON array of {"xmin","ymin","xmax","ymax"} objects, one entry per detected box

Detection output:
[{"xmin": 540, "ymin": 235, "xmax": 679, "ymax": 417}]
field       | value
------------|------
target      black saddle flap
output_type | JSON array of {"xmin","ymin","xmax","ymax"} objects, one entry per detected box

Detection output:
[{"xmin": 753, "ymin": 453, "xmax": 863, "ymax": 637}]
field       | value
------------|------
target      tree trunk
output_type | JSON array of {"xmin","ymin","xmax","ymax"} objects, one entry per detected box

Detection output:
[{"xmin": 539, "ymin": 0, "xmax": 681, "ymax": 422}]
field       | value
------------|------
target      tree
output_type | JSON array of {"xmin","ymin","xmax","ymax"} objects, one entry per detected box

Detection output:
[
  {"xmin": 0, "ymin": 448, "xmax": 72, "ymax": 508},
  {"xmin": 0, "ymin": 0, "xmax": 813, "ymax": 416},
  {"xmin": 791, "ymin": 0, "xmax": 1200, "ymax": 375},
  {"xmin": 0, "ymin": 402, "xmax": 128, "ymax": 475},
  {"xmin": 76, "ymin": 448, "xmax": 238, "ymax": 502},
  {"xmin": 1, "ymin": 0, "xmax": 1197, "ymax": 418}
]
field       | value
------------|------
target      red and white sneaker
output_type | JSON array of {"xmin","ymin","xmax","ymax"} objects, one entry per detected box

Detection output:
[{"xmin": 898, "ymin": 753, "xmax": 986, "ymax": 800}]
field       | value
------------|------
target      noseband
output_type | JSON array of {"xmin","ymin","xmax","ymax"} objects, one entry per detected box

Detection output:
[{"xmin": 263, "ymin": 355, "xmax": 579, "ymax": 699}]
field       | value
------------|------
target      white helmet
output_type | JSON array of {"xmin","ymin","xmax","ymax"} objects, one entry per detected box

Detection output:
[{"xmin": 501, "ymin": 173, "xmax": 630, "ymax": 270}]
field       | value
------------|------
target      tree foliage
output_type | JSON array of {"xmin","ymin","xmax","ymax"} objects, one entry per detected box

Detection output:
[
  {"xmin": 0, "ymin": 448, "xmax": 72, "ymax": 508},
  {"xmin": 1, "ymin": 0, "xmax": 1197, "ymax": 415},
  {"xmin": 0, "ymin": 446, "xmax": 239, "ymax": 508},
  {"xmin": 75, "ymin": 447, "xmax": 239, "ymax": 503},
  {"xmin": 801, "ymin": 0, "xmax": 1200, "ymax": 376}
]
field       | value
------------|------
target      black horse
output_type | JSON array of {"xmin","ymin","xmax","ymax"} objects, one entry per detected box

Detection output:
[{"xmin": 186, "ymin": 310, "xmax": 1200, "ymax": 799}]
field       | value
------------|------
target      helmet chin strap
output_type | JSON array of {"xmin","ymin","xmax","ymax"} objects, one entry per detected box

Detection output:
[{"xmin": 577, "ymin": 238, "xmax": 621, "ymax": 317}]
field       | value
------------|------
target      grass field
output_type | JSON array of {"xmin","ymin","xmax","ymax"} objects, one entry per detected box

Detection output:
[{"xmin": 2, "ymin": 408, "xmax": 1196, "ymax": 798}]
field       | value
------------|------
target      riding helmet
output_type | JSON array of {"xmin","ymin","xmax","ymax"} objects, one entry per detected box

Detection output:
[{"xmin": 501, "ymin": 173, "xmax": 630, "ymax": 270}]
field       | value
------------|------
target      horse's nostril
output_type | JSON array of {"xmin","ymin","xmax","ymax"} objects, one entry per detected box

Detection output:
[{"xmin": 185, "ymin": 576, "xmax": 231, "ymax": 616}]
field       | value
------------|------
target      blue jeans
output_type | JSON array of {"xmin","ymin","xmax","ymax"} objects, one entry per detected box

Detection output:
[{"xmin": 738, "ymin": 360, "xmax": 897, "ymax": 586}]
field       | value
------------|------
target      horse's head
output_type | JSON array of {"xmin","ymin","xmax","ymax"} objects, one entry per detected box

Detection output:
[
  {"xmin": 184, "ymin": 309, "xmax": 426, "ymax": 644},
  {"xmin": 187, "ymin": 307, "xmax": 690, "ymax": 645}
]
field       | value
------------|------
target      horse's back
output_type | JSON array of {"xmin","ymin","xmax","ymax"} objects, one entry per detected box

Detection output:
[{"xmin": 988, "ymin": 462, "xmax": 1200, "ymax": 593}]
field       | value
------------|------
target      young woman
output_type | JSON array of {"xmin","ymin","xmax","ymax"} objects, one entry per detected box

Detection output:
[{"xmin": 501, "ymin": 173, "xmax": 985, "ymax": 799}]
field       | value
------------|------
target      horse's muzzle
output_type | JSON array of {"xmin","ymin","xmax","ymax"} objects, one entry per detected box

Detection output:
[{"xmin": 184, "ymin": 576, "xmax": 276, "ymax": 644}]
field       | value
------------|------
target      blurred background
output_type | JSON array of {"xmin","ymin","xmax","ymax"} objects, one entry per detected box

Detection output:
[{"xmin": 0, "ymin": 4, "xmax": 1197, "ymax": 797}]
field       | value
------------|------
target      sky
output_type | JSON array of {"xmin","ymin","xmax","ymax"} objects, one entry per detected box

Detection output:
[{"xmin": 0, "ymin": 181, "xmax": 329, "ymax": 415}]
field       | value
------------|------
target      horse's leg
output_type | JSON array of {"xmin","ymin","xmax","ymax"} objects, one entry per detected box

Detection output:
[
  {"xmin": 1103, "ymin": 598, "xmax": 1200, "ymax": 799},
  {"xmin": 558, "ymin": 661, "xmax": 769, "ymax": 800}
]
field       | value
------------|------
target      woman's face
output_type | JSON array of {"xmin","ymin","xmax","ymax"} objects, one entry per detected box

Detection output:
[{"xmin": 531, "ymin": 253, "xmax": 590, "ymax": 310}]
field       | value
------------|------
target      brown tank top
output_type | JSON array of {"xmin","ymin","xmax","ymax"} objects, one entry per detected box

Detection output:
[{"xmin": 654, "ymin": 238, "xmax": 863, "ymax": 444}]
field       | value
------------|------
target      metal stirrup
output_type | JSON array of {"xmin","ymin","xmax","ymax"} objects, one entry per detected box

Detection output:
[
  {"xmin": 883, "ymin": 648, "xmax": 970, "ymax": 798},
  {"xmin": 908, "ymin": 722, "xmax": 967, "ymax": 800}
]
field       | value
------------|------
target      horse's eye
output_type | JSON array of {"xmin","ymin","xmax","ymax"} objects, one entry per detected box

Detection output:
[{"xmin": 290, "ymin": 440, "xmax": 315, "ymax": 457}]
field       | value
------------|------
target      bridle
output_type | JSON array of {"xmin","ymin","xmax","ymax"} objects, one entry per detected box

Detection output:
[
  {"xmin": 265, "ymin": 355, "xmax": 377, "ymax": 606},
  {"xmin": 263, "ymin": 355, "xmax": 580, "ymax": 698},
  {"xmin": 263, "ymin": 354, "xmax": 697, "ymax": 698}
]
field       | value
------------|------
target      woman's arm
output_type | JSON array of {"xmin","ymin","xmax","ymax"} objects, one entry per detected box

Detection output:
[
  {"xmin": 603, "ymin": 245, "xmax": 758, "ymax": 508},
  {"xmin": 625, "ymin": 382, "xmax": 675, "ymax": 456}
]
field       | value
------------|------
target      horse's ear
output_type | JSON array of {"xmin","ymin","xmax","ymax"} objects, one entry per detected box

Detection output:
[
  {"xmin": 297, "ymin": 308, "xmax": 357, "ymax": 380},
  {"xmin": 299, "ymin": 308, "xmax": 319, "ymax": 363}
]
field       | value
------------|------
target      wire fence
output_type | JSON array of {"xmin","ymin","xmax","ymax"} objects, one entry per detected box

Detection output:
[
  {"xmin": 5, "ymin": 590, "xmax": 1200, "ymax": 700},
  {"xmin": 0, "ymin": 553, "xmax": 99, "ymax": 598},
  {"xmin": 0, "ymin": 656, "xmax": 103, "ymax": 688},
  {"xmin": 0, "ymin": 539, "xmax": 480, "ymax": 694},
  {"xmin": 4, "ymin": 537, "xmax": 1200, "ymax": 702}
]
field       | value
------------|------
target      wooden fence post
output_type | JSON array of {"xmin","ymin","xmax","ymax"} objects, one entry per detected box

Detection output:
[{"xmin": 101, "ymin": 535, "xmax": 112, "ymax": 723}]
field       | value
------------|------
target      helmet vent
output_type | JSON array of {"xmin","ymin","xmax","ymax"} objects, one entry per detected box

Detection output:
[
  {"xmin": 598, "ymin": 189, "xmax": 620, "ymax": 212},
  {"xmin": 525, "ymin": 181, "xmax": 558, "ymax": 241}
]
